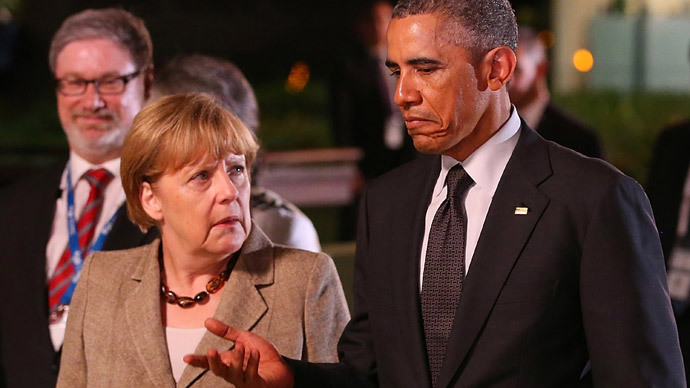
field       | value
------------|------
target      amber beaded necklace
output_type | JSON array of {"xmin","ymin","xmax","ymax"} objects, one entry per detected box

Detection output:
[{"xmin": 160, "ymin": 254, "xmax": 238, "ymax": 308}]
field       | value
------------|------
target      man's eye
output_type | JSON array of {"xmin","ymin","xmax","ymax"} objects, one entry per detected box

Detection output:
[
  {"xmin": 99, "ymin": 78, "xmax": 119, "ymax": 86},
  {"xmin": 389, "ymin": 70, "xmax": 400, "ymax": 77},
  {"xmin": 65, "ymin": 79, "xmax": 85, "ymax": 86},
  {"xmin": 418, "ymin": 68, "xmax": 434, "ymax": 74}
]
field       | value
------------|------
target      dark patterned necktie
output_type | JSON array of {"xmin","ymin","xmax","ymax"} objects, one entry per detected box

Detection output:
[
  {"xmin": 421, "ymin": 164, "xmax": 474, "ymax": 387},
  {"xmin": 48, "ymin": 168, "xmax": 113, "ymax": 310}
]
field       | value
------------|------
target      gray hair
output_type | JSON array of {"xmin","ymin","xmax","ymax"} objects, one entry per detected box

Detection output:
[
  {"xmin": 392, "ymin": 0, "xmax": 517, "ymax": 62},
  {"xmin": 49, "ymin": 8, "xmax": 152, "ymax": 74},
  {"xmin": 152, "ymin": 54, "xmax": 259, "ymax": 132}
]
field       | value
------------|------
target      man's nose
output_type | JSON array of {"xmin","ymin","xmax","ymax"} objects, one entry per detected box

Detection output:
[
  {"xmin": 393, "ymin": 72, "xmax": 421, "ymax": 108},
  {"xmin": 82, "ymin": 83, "xmax": 106, "ymax": 110}
]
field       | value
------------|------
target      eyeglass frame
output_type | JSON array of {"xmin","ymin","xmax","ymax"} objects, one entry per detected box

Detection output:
[{"xmin": 55, "ymin": 70, "xmax": 142, "ymax": 96}]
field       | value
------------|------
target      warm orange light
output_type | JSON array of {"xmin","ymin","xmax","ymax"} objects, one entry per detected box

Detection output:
[
  {"xmin": 573, "ymin": 49, "xmax": 594, "ymax": 72},
  {"xmin": 285, "ymin": 61, "xmax": 310, "ymax": 93},
  {"xmin": 538, "ymin": 30, "xmax": 555, "ymax": 49}
]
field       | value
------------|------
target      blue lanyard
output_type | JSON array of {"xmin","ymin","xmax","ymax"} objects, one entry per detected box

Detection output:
[{"xmin": 60, "ymin": 164, "xmax": 119, "ymax": 305}]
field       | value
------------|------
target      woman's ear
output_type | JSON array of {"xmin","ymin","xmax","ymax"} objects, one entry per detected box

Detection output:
[
  {"xmin": 485, "ymin": 46, "xmax": 517, "ymax": 91},
  {"xmin": 140, "ymin": 181, "xmax": 163, "ymax": 222}
]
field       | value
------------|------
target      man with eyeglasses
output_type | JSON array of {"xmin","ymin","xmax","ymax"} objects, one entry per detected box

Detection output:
[{"xmin": 0, "ymin": 8, "xmax": 157, "ymax": 388}]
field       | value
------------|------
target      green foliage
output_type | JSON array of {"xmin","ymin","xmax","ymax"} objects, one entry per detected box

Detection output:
[
  {"xmin": 0, "ymin": 93, "xmax": 64, "ymax": 148},
  {"xmin": 554, "ymin": 90, "xmax": 690, "ymax": 184},
  {"xmin": 0, "ymin": 0, "xmax": 22, "ymax": 12},
  {"xmin": 254, "ymin": 78, "xmax": 332, "ymax": 150}
]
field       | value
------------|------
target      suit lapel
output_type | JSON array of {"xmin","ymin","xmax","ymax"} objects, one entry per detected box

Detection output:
[
  {"xmin": 436, "ymin": 127, "xmax": 553, "ymax": 388},
  {"xmin": 389, "ymin": 155, "xmax": 441, "ymax": 388},
  {"xmin": 177, "ymin": 226, "xmax": 272, "ymax": 387},
  {"xmin": 123, "ymin": 240, "xmax": 176, "ymax": 387}
]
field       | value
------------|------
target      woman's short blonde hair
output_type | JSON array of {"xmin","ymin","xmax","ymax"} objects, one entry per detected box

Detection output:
[{"xmin": 121, "ymin": 92, "xmax": 259, "ymax": 230}]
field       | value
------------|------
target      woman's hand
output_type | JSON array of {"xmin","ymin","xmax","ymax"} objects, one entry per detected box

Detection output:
[{"xmin": 184, "ymin": 318, "xmax": 294, "ymax": 388}]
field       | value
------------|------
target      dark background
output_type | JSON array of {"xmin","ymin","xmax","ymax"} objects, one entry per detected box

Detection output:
[{"xmin": 0, "ymin": 0, "xmax": 549, "ymax": 105}]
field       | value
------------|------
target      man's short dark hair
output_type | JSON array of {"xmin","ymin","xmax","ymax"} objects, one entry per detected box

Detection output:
[
  {"xmin": 392, "ymin": 0, "xmax": 517, "ymax": 62},
  {"xmin": 49, "ymin": 8, "xmax": 152, "ymax": 74},
  {"xmin": 153, "ymin": 54, "xmax": 259, "ymax": 132}
]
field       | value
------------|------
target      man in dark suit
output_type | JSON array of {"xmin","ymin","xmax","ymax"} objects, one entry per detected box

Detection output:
[
  {"xmin": 647, "ymin": 119, "xmax": 690, "ymax": 383},
  {"xmin": 330, "ymin": 0, "xmax": 417, "ymax": 181},
  {"xmin": 186, "ymin": 0, "xmax": 684, "ymax": 386},
  {"xmin": 509, "ymin": 26, "xmax": 604, "ymax": 159},
  {"xmin": 0, "ymin": 9, "xmax": 157, "ymax": 388}
]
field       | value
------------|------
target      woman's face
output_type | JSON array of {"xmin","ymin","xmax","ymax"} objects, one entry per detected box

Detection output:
[{"xmin": 141, "ymin": 152, "xmax": 252, "ymax": 260}]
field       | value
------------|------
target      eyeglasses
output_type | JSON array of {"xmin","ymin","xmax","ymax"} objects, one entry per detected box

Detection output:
[{"xmin": 55, "ymin": 70, "xmax": 141, "ymax": 96}]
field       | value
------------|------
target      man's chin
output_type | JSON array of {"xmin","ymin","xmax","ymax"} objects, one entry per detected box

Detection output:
[{"xmin": 411, "ymin": 135, "xmax": 444, "ymax": 154}]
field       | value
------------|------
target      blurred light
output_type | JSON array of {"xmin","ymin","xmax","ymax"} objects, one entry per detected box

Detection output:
[
  {"xmin": 538, "ymin": 30, "xmax": 555, "ymax": 49},
  {"xmin": 573, "ymin": 49, "xmax": 594, "ymax": 73},
  {"xmin": 285, "ymin": 61, "xmax": 310, "ymax": 93}
]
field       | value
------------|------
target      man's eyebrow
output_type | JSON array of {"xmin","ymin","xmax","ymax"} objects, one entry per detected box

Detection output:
[
  {"xmin": 407, "ymin": 57, "xmax": 442, "ymax": 66},
  {"xmin": 385, "ymin": 57, "xmax": 443, "ymax": 68}
]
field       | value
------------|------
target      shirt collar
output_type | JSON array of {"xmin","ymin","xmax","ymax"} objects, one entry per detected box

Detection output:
[
  {"xmin": 67, "ymin": 151, "xmax": 121, "ymax": 187},
  {"xmin": 435, "ymin": 106, "xmax": 521, "ymax": 198}
]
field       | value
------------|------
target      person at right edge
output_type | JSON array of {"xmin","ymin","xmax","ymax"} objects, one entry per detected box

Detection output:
[
  {"xmin": 647, "ymin": 43, "xmax": 690, "ymax": 384},
  {"xmin": 185, "ymin": 0, "xmax": 685, "ymax": 387}
]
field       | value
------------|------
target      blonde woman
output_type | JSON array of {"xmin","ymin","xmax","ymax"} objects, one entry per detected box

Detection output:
[{"xmin": 57, "ymin": 93, "xmax": 350, "ymax": 387}]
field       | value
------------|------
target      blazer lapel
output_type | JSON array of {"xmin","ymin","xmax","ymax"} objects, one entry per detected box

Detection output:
[
  {"xmin": 436, "ymin": 127, "xmax": 552, "ymax": 388},
  {"xmin": 389, "ymin": 155, "xmax": 441, "ymax": 388},
  {"xmin": 123, "ymin": 240, "xmax": 176, "ymax": 387},
  {"xmin": 177, "ymin": 225, "xmax": 272, "ymax": 387}
]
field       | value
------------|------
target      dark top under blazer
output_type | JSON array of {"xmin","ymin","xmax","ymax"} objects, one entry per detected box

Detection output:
[
  {"xmin": 0, "ymin": 160, "xmax": 157, "ymax": 388},
  {"xmin": 289, "ymin": 124, "xmax": 683, "ymax": 388}
]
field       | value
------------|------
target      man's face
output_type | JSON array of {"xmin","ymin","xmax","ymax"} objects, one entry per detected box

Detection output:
[
  {"xmin": 508, "ymin": 46, "xmax": 540, "ymax": 107},
  {"xmin": 386, "ymin": 14, "xmax": 489, "ymax": 157},
  {"xmin": 55, "ymin": 38, "xmax": 148, "ymax": 164}
]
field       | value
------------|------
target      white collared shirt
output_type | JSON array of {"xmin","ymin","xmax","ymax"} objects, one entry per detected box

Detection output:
[
  {"xmin": 419, "ymin": 108, "xmax": 522, "ymax": 290},
  {"xmin": 46, "ymin": 151, "xmax": 125, "ymax": 350}
]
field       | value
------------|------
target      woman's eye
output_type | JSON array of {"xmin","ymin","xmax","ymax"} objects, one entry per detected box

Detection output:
[
  {"xmin": 192, "ymin": 171, "xmax": 208, "ymax": 181},
  {"xmin": 229, "ymin": 165, "xmax": 245, "ymax": 175}
]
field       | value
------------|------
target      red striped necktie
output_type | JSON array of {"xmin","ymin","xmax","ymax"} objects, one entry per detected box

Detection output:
[{"xmin": 48, "ymin": 168, "xmax": 113, "ymax": 310}]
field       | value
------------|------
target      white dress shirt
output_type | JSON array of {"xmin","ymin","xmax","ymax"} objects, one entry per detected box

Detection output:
[
  {"xmin": 46, "ymin": 151, "xmax": 126, "ymax": 350},
  {"xmin": 419, "ymin": 108, "xmax": 522, "ymax": 290}
]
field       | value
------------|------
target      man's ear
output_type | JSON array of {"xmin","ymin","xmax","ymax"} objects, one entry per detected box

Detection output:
[
  {"xmin": 536, "ymin": 59, "xmax": 549, "ymax": 80},
  {"xmin": 484, "ymin": 46, "xmax": 517, "ymax": 91},
  {"xmin": 142, "ymin": 65, "xmax": 154, "ymax": 101},
  {"xmin": 140, "ymin": 181, "xmax": 163, "ymax": 222}
]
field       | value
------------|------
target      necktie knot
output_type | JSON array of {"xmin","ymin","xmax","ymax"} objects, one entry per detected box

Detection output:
[
  {"xmin": 83, "ymin": 168, "xmax": 113, "ymax": 193},
  {"xmin": 446, "ymin": 164, "xmax": 474, "ymax": 202}
]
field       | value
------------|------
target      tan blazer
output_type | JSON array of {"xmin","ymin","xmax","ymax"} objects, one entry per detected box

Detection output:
[{"xmin": 56, "ymin": 225, "xmax": 350, "ymax": 388}]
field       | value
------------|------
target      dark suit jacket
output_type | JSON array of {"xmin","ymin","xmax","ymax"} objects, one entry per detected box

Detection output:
[
  {"xmin": 290, "ymin": 125, "xmax": 684, "ymax": 387},
  {"xmin": 536, "ymin": 103, "xmax": 605, "ymax": 160},
  {"xmin": 0, "ymin": 160, "xmax": 157, "ymax": 388},
  {"xmin": 647, "ymin": 119, "xmax": 690, "ymax": 383},
  {"xmin": 647, "ymin": 120, "xmax": 690, "ymax": 259}
]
